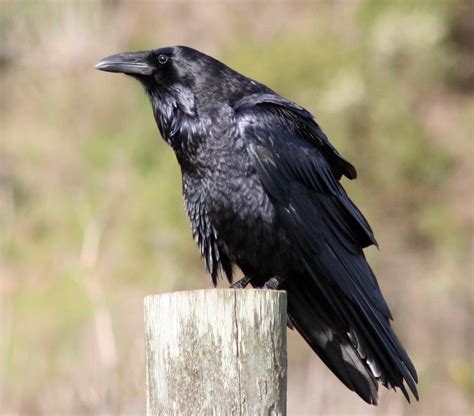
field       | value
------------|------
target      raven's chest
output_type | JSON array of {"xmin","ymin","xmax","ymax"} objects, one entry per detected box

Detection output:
[
  {"xmin": 176, "ymin": 110, "xmax": 291, "ymax": 279},
  {"xmin": 182, "ymin": 146, "xmax": 290, "ymax": 280}
]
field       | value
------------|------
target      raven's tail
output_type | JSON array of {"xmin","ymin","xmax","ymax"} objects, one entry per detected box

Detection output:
[{"xmin": 285, "ymin": 273, "xmax": 417, "ymax": 405}]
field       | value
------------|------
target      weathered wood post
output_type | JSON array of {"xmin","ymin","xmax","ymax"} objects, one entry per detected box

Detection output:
[{"xmin": 144, "ymin": 289, "xmax": 287, "ymax": 415}]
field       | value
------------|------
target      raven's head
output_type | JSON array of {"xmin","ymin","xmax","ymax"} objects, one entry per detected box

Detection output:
[
  {"xmin": 96, "ymin": 46, "xmax": 205, "ymax": 89},
  {"xmin": 96, "ymin": 46, "xmax": 265, "ymax": 116}
]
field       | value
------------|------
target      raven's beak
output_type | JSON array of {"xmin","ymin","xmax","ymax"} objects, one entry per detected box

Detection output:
[{"xmin": 95, "ymin": 51, "xmax": 153, "ymax": 75}]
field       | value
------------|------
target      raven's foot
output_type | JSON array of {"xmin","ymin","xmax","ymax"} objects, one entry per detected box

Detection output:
[
  {"xmin": 230, "ymin": 275, "xmax": 253, "ymax": 289},
  {"xmin": 262, "ymin": 276, "xmax": 292, "ymax": 328},
  {"xmin": 263, "ymin": 275, "xmax": 285, "ymax": 290}
]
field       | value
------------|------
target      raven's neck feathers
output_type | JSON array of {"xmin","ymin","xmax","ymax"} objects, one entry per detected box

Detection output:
[{"xmin": 146, "ymin": 87, "xmax": 196, "ymax": 147}]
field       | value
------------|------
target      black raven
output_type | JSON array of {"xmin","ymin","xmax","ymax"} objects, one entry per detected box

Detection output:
[{"xmin": 96, "ymin": 46, "xmax": 418, "ymax": 404}]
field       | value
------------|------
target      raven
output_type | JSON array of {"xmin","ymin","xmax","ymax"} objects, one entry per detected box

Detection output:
[{"xmin": 96, "ymin": 46, "xmax": 418, "ymax": 404}]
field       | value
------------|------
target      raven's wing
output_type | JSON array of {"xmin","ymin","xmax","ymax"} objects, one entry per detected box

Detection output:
[
  {"xmin": 235, "ymin": 96, "xmax": 418, "ymax": 404},
  {"xmin": 235, "ymin": 93, "xmax": 357, "ymax": 180}
]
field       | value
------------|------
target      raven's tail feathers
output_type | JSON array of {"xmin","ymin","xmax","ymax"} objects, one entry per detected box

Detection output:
[
  {"xmin": 285, "ymin": 273, "xmax": 417, "ymax": 405},
  {"xmin": 286, "ymin": 276, "xmax": 379, "ymax": 404}
]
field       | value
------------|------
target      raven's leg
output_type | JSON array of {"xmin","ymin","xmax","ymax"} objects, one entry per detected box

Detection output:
[
  {"xmin": 263, "ymin": 275, "xmax": 286, "ymax": 290},
  {"xmin": 230, "ymin": 275, "xmax": 253, "ymax": 289}
]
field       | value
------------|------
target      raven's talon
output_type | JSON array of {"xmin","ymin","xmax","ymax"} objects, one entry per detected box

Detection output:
[
  {"xmin": 263, "ymin": 275, "xmax": 285, "ymax": 290},
  {"xmin": 230, "ymin": 275, "xmax": 252, "ymax": 289}
]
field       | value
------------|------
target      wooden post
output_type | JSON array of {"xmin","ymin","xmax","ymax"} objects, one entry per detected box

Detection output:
[{"xmin": 144, "ymin": 289, "xmax": 287, "ymax": 416}]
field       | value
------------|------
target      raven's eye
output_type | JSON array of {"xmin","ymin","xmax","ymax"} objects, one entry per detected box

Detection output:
[{"xmin": 157, "ymin": 54, "xmax": 169, "ymax": 65}]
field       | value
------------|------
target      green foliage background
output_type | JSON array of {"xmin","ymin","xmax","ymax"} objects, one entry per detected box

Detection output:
[{"xmin": 1, "ymin": 1, "xmax": 472, "ymax": 415}]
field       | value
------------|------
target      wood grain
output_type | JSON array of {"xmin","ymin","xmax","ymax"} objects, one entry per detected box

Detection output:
[{"xmin": 144, "ymin": 289, "xmax": 287, "ymax": 415}]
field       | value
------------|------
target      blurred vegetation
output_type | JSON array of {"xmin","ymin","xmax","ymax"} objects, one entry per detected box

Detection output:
[{"xmin": 0, "ymin": 1, "xmax": 472, "ymax": 415}]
